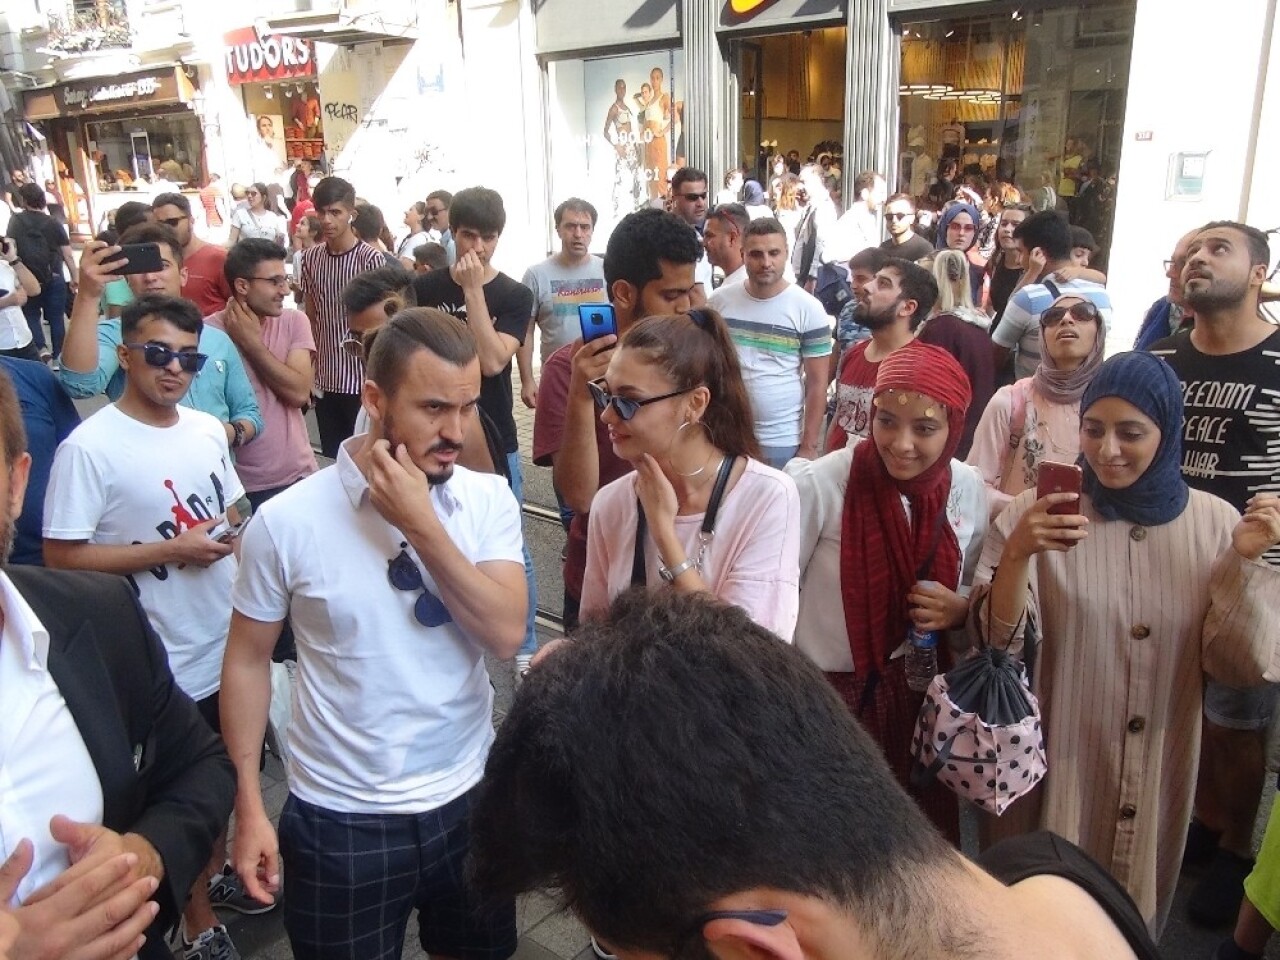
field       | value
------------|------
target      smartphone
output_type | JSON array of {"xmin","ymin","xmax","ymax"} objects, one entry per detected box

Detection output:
[
  {"xmin": 106, "ymin": 242, "xmax": 165, "ymax": 276},
  {"xmin": 578, "ymin": 303, "xmax": 617, "ymax": 344},
  {"xmin": 207, "ymin": 517, "xmax": 247, "ymax": 543},
  {"xmin": 1036, "ymin": 461, "xmax": 1083, "ymax": 516}
]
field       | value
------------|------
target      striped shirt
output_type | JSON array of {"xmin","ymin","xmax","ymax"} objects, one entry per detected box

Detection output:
[
  {"xmin": 971, "ymin": 488, "xmax": 1280, "ymax": 935},
  {"xmin": 299, "ymin": 240, "xmax": 384, "ymax": 394},
  {"xmin": 708, "ymin": 281, "xmax": 832, "ymax": 446}
]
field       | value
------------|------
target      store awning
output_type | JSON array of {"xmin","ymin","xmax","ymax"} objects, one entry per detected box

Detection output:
[{"xmin": 264, "ymin": 9, "xmax": 417, "ymax": 45}]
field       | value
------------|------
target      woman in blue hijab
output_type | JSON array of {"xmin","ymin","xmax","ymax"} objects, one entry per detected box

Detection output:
[
  {"xmin": 935, "ymin": 201, "xmax": 984, "ymax": 303},
  {"xmin": 967, "ymin": 351, "xmax": 1280, "ymax": 935}
]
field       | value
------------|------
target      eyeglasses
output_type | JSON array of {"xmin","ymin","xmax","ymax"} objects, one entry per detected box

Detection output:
[
  {"xmin": 948, "ymin": 222, "xmax": 976, "ymax": 233},
  {"xmin": 388, "ymin": 545, "xmax": 452, "ymax": 627},
  {"xmin": 425, "ymin": 206, "xmax": 447, "ymax": 217},
  {"xmin": 124, "ymin": 342, "xmax": 208, "ymax": 373},
  {"xmin": 671, "ymin": 910, "xmax": 788, "ymax": 959},
  {"xmin": 588, "ymin": 378, "xmax": 693, "ymax": 421},
  {"xmin": 678, "ymin": 192, "xmax": 708, "ymax": 201},
  {"xmin": 157, "ymin": 215, "xmax": 188, "ymax": 227},
  {"xmin": 1163, "ymin": 259, "xmax": 1185, "ymax": 273},
  {"xmin": 1041, "ymin": 301, "xmax": 1101, "ymax": 328},
  {"xmin": 249, "ymin": 275, "xmax": 290, "ymax": 288},
  {"xmin": 884, "ymin": 211, "xmax": 912, "ymax": 221}
]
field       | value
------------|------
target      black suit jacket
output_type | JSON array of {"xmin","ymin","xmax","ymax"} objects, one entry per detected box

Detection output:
[{"xmin": 4, "ymin": 566, "xmax": 236, "ymax": 959}]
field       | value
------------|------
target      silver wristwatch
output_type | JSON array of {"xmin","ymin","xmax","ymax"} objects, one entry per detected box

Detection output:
[{"xmin": 659, "ymin": 557, "xmax": 697, "ymax": 583}]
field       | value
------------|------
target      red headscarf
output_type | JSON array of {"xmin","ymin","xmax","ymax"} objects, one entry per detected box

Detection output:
[{"xmin": 840, "ymin": 341, "xmax": 972, "ymax": 678}]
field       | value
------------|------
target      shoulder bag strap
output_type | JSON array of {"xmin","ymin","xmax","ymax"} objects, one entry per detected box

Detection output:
[
  {"xmin": 633, "ymin": 455, "xmax": 737, "ymax": 588},
  {"xmin": 632, "ymin": 502, "xmax": 648, "ymax": 587}
]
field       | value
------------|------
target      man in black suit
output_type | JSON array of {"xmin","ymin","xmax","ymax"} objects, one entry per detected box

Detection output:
[{"xmin": 0, "ymin": 366, "xmax": 234, "ymax": 960}]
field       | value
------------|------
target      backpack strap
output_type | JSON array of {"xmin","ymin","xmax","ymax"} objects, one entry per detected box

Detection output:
[{"xmin": 1001, "ymin": 379, "xmax": 1031, "ymax": 492}]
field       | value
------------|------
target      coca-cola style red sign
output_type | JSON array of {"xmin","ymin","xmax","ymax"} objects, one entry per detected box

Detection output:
[{"xmin": 224, "ymin": 27, "xmax": 316, "ymax": 86}]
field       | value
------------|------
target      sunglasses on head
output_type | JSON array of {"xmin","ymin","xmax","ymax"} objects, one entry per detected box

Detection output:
[
  {"xmin": 588, "ymin": 378, "xmax": 693, "ymax": 422},
  {"xmin": 388, "ymin": 545, "xmax": 452, "ymax": 627},
  {"xmin": 1041, "ymin": 301, "xmax": 1101, "ymax": 327},
  {"xmin": 125, "ymin": 342, "xmax": 208, "ymax": 372}
]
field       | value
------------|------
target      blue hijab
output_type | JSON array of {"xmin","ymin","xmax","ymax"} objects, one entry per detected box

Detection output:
[
  {"xmin": 1079, "ymin": 351, "xmax": 1189, "ymax": 526},
  {"xmin": 933, "ymin": 202, "xmax": 980, "ymax": 253}
]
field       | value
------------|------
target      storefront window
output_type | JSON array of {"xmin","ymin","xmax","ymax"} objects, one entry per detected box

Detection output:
[
  {"xmin": 239, "ymin": 80, "xmax": 326, "ymax": 183},
  {"xmin": 87, "ymin": 113, "xmax": 204, "ymax": 192},
  {"xmin": 735, "ymin": 28, "xmax": 847, "ymax": 192},
  {"xmin": 546, "ymin": 49, "xmax": 685, "ymax": 249},
  {"xmin": 898, "ymin": 2, "xmax": 1135, "ymax": 266}
]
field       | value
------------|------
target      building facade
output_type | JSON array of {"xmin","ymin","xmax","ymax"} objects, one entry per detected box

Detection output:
[{"xmin": 2, "ymin": 0, "xmax": 1277, "ymax": 336}]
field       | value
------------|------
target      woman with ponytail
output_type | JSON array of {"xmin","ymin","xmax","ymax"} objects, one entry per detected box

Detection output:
[
  {"xmin": 580, "ymin": 307, "xmax": 801, "ymax": 639},
  {"xmin": 787, "ymin": 341, "xmax": 988, "ymax": 841}
]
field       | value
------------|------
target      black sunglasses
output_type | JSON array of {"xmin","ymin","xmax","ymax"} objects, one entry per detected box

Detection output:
[
  {"xmin": 125, "ymin": 342, "xmax": 208, "ymax": 373},
  {"xmin": 678, "ymin": 192, "xmax": 708, "ymax": 201},
  {"xmin": 388, "ymin": 545, "xmax": 452, "ymax": 627},
  {"xmin": 884, "ymin": 211, "xmax": 912, "ymax": 221},
  {"xmin": 157, "ymin": 215, "xmax": 188, "ymax": 227},
  {"xmin": 1041, "ymin": 301, "xmax": 1101, "ymax": 328},
  {"xmin": 588, "ymin": 378, "xmax": 693, "ymax": 421}
]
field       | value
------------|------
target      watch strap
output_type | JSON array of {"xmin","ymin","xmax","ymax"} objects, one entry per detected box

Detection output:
[{"xmin": 659, "ymin": 557, "xmax": 697, "ymax": 583}]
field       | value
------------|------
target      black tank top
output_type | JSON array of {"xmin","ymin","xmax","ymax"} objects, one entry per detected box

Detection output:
[{"xmin": 977, "ymin": 832, "xmax": 1160, "ymax": 959}]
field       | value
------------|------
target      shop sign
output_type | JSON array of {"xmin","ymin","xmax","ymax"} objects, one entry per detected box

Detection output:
[
  {"xmin": 223, "ymin": 27, "xmax": 316, "ymax": 86},
  {"xmin": 60, "ymin": 75, "xmax": 162, "ymax": 111},
  {"xmin": 719, "ymin": 0, "xmax": 844, "ymax": 31}
]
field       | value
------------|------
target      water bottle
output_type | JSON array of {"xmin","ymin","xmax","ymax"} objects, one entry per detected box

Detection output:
[{"xmin": 905, "ymin": 625, "xmax": 938, "ymax": 693}]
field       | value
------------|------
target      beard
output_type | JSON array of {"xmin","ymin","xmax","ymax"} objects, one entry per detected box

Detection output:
[
  {"xmin": 383, "ymin": 410, "xmax": 461, "ymax": 487},
  {"xmin": 1184, "ymin": 274, "xmax": 1250, "ymax": 313},
  {"xmin": 855, "ymin": 300, "xmax": 899, "ymax": 331}
]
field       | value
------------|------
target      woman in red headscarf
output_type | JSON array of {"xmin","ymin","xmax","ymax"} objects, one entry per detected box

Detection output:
[{"xmin": 786, "ymin": 341, "xmax": 989, "ymax": 840}]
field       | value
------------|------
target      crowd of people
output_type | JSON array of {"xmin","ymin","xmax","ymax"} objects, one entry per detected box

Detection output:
[{"xmin": 0, "ymin": 149, "xmax": 1279, "ymax": 960}]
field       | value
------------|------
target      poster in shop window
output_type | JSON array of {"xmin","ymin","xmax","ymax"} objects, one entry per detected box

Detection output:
[{"xmin": 574, "ymin": 50, "xmax": 685, "ymax": 246}]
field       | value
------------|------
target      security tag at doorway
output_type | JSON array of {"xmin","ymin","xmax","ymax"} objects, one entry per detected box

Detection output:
[{"xmin": 1166, "ymin": 151, "xmax": 1209, "ymax": 200}]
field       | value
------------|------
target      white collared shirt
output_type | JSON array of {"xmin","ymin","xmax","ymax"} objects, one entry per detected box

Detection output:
[
  {"xmin": 0, "ymin": 262, "xmax": 32, "ymax": 351},
  {"xmin": 0, "ymin": 572, "xmax": 103, "ymax": 905},
  {"xmin": 232, "ymin": 437, "xmax": 525, "ymax": 813}
]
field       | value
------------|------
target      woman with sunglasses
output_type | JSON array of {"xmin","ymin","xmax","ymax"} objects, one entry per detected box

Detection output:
[
  {"xmin": 579, "ymin": 308, "xmax": 801, "ymax": 639},
  {"xmin": 967, "ymin": 294, "xmax": 1106, "ymax": 521},
  {"xmin": 227, "ymin": 181, "xmax": 286, "ymax": 247},
  {"xmin": 969, "ymin": 351, "xmax": 1280, "ymax": 934}
]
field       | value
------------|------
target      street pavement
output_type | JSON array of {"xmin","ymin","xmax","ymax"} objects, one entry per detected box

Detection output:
[{"xmin": 66, "ymin": 370, "xmax": 1280, "ymax": 960}]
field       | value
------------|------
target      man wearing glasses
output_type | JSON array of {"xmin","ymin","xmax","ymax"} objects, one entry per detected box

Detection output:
[
  {"xmin": 152, "ymin": 192, "xmax": 232, "ymax": 317},
  {"xmin": 879, "ymin": 192, "xmax": 934, "ymax": 262},
  {"xmin": 424, "ymin": 189, "xmax": 455, "ymax": 265},
  {"xmin": 207, "ymin": 238, "xmax": 317, "ymax": 510},
  {"xmin": 222, "ymin": 309, "xmax": 526, "ymax": 960},
  {"xmin": 58, "ymin": 222, "xmax": 263, "ymax": 452},
  {"xmin": 668, "ymin": 167, "xmax": 712, "ymax": 303},
  {"xmin": 44, "ymin": 293, "xmax": 250, "ymax": 960}
]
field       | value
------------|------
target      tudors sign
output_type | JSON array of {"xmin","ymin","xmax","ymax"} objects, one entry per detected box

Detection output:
[{"xmin": 224, "ymin": 27, "xmax": 316, "ymax": 86}]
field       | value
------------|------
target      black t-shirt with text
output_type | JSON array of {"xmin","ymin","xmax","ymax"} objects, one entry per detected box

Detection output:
[
  {"xmin": 1151, "ymin": 328, "xmax": 1280, "ymax": 562},
  {"xmin": 413, "ymin": 267, "xmax": 532, "ymax": 454}
]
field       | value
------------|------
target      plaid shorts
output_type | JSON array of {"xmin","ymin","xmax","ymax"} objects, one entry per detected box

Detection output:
[{"xmin": 278, "ymin": 789, "xmax": 516, "ymax": 960}]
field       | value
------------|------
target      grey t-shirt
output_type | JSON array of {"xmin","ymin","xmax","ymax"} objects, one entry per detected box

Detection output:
[{"xmin": 521, "ymin": 255, "xmax": 607, "ymax": 366}]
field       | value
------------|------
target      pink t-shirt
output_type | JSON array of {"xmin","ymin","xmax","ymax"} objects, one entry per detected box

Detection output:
[
  {"xmin": 205, "ymin": 307, "xmax": 318, "ymax": 492},
  {"xmin": 581, "ymin": 457, "xmax": 802, "ymax": 641}
]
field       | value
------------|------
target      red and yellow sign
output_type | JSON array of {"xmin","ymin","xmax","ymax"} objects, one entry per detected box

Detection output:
[{"xmin": 223, "ymin": 27, "xmax": 316, "ymax": 86}]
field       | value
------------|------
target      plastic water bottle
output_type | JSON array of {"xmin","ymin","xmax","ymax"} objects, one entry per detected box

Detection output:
[{"xmin": 905, "ymin": 626, "xmax": 938, "ymax": 692}]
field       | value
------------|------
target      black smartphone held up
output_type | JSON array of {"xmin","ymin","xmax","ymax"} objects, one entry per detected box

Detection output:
[
  {"xmin": 107, "ymin": 242, "xmax": 165, "ymax": 276},
  {"xmin": 1036, "ymin": 460, "xmax": 1083, "ymax": 516},
  {"xmin": 578, "ymin": 303, "xmax": 617, "ymax": 344}
]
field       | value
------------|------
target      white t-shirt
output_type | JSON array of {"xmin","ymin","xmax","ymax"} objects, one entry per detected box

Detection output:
[
  {"xmin": 520, "ymin": 255, "xmax": 606, "ymax": 366},
  {"xmin": 230, "ymin": 206, "xmax": 285, "ymax": 243},
  {"xmin": 0, "ymin": 261, "xmax": 32, "ymax": 350},
  {"xmin": 42, "ymin": 405, "xmax": 243, "ymax": 700},
  {"xmin": 708, "ymin": 281, "xmax": 832, "ymax": 446},
  {"xmin": 232, "ymin": 440, "xmax": 525, "ymax": 813}
]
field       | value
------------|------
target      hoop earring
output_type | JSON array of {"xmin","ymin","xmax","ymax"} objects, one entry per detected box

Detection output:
[{"xmin": 668, "ymin": 419, "xmax": 715, "ymax": 479}]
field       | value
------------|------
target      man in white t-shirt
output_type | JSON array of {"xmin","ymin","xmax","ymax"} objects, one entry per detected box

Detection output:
[
  {"xmin": 222, "ymin": 309, "xmax": 527, "ymax": 960},
  {"xmin": 828, "ymin": 169, "xmax": 887, "ymax": 262},
  {"xmin": 517, "ymin": 197, "xmax": 606, "ymax": 407},
  {"xmin": 709, "ymin": 217, "xmax": 832, "ymax": 467},
  {"xmin": 703, "ymin": 202, "xmax": 748, "ymax": 289},
  {"xmin": 42, "ymin": 292, "xmax": 248, "ymax": 959}
]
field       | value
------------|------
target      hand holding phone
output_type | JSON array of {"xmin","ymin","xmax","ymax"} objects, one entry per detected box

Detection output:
[{"xmin": 1029, "ymin": 460, "xmax": 1086, "ymax": 551}]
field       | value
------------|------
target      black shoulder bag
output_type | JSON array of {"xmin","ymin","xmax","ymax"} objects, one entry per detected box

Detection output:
[{"xmin": 631, "ymin": 455, "xmax": 737, "ymax": 587}]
